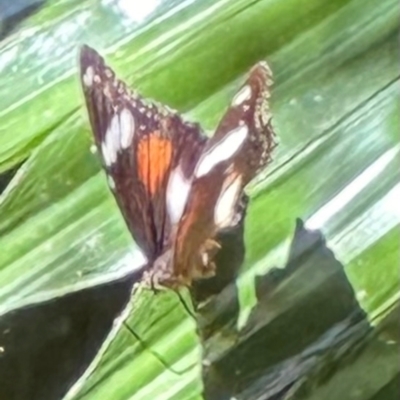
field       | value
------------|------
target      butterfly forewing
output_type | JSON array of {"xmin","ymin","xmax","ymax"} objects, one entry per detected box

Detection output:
[
  {"xmin": 172, "ymin": 62, "xmax": 276, "ymax": 281},
  {"xmin": 80, "ymin": 45, "xmax": 206, "ymax": 261},
  {"xmin": 199, "ymin": 62, "xmax": 275, "ymax": 183}
]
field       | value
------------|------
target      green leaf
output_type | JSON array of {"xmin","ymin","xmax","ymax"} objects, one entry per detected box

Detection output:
[
  {"xmin": 0, "ymin": 0, "xmax": 398, "ymax": 399},
  {"xmin": 64, "ymin": 287, "xmax": 203, "ymax": 400}
]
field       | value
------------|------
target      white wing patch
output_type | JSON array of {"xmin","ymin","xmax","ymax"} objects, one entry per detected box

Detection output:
[
  {"xmin": 83, "ymin": 66, "xmax": 94, "ymax": 87},
  {"xmin": 103, "ymin": 114, "xmax": 120, "ymax": 165},
  {"xmin": 101, "ymin": 110, "xmax": 136, "ymax": 166},
  {"xmin": 107, "ymin": 174, "xmax": 116, "ymax": 190},
  {"xmin": 101, "ymin": 141, "xmax": 111, "ymax": 166},
  {"xmin": 195, "ymin": 123, "xmax": 248, "ymax": 178},
  {"xmin": 214, "ymin": 175, "xmax": 242, "ymax": 229},
  {"xmin": 119, "ymin": 108, "xmax": 135, "ymax": 149},
  {"xmin": 232, "ymin": 84, "xmax": 252, "ymax": 106},
  {"xmin": 166, "ymin": 165, "xmax": 191, "ymax": 225}
]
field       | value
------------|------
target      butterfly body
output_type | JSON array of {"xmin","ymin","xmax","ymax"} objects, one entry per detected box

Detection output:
[{"xmin": 80, "ymin": 45, "xmax": 276, "ymax": 289}]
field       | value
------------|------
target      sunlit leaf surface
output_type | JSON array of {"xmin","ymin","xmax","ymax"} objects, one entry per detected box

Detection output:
[{"xmin": 0, "ymin": 0, "xmax": 398, "ymax": 399}]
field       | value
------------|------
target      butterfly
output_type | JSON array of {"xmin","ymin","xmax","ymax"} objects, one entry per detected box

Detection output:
[{"xmin": 79, "ymin": 45, "xmax": 276, "ymax": 289}]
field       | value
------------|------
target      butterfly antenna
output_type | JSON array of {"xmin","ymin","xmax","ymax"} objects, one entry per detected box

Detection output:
[
  {"xmin": 122, "ymin": 320, "xmax": 194, "ymax": 375},
  {"xmin": 175, "ymin": 288, "xmax": 197, "ymax": 321}
]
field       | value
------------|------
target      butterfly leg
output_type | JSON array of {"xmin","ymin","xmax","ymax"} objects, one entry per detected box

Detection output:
[{"xmin": 191, "ymin": 238, "xmax": 221, "ymax": 280}]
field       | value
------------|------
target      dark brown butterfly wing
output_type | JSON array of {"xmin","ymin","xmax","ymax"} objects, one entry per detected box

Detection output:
[
  {"xmin": 172, "ymin": 62, "xmax": 277, "ymax": 282},
  {"xmin": 79, "ymin": 45, "xmax": 206, "ymax": 261}
]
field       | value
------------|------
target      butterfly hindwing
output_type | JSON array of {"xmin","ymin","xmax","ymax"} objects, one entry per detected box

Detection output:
[{"xmin": 172, "ymin": 62, "xmax": 276, "ymax": 282}]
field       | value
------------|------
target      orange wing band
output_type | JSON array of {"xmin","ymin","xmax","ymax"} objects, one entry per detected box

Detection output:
[{"xmin": 137, "ymin": 133, "xmax": 173, "ymax": 196}]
